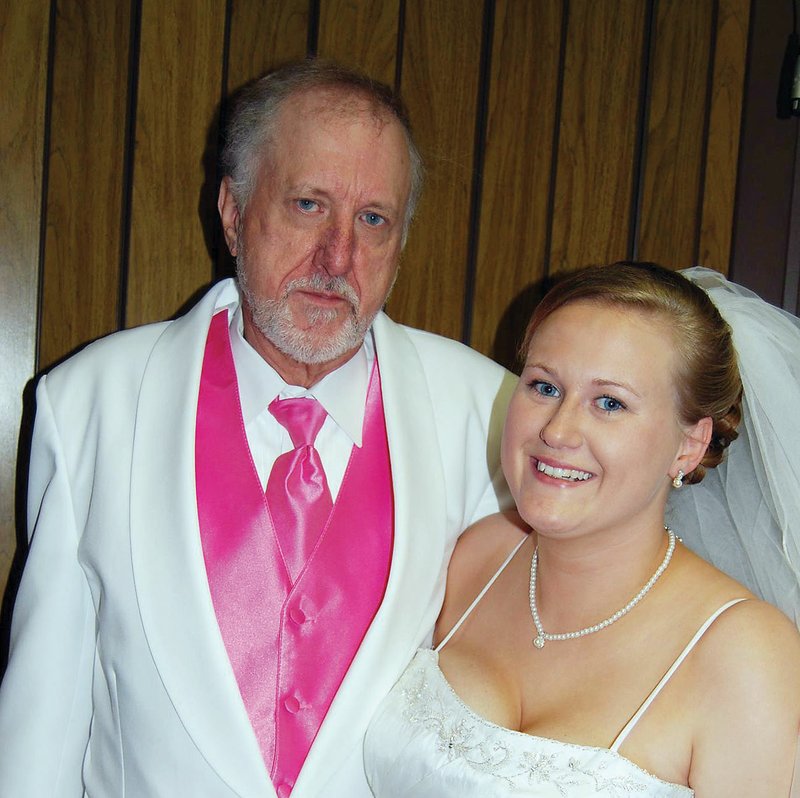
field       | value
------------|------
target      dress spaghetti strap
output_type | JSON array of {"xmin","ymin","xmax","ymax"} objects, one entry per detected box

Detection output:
[
  {"xmin": 435, "ymin": 537, "xmax": 527, "ymax": 653},
  {"xmin": 610, "ymin": 598, "xmax": 748, "ymax": 751}
]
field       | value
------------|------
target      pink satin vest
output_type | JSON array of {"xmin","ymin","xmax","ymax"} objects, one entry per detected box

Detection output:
[{"xmin": 195, "ymin": 311, "xmax": 394, "ymax": 795}]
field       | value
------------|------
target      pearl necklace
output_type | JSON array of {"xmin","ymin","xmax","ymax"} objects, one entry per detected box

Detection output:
[{"xmin": 529, "ymin": 528, "xmax": 676, "ymax": 649}]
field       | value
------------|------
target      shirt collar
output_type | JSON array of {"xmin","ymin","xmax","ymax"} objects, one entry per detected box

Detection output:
[{"xmin": 227, "ymin": 303, "xmax": 371, "ymax": 447}]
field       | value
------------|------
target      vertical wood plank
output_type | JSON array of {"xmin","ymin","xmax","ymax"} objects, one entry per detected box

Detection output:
[
  {"xmin": 39, "ymin": 0, "xmax": 132, "ymax": 369},
  {"xmin": 637, "ymin": 1, "xmax": 714, "ymax": 269},
  {"xmin": 126, "ymin": 0, "xmax": 228, "ymax": 327},
  {"xmin": 729, "ymin": 1, "xmax": 794, "ymax": 304},
  {"xmin": 699, "ymin": 0, "xmax": 750, "ymax": 274},
  {"xmin": 226, "ymin": 0, "xmax": 310, "ymax": 94},
  {"xmin": 550, "ymin": 0, "xmax": 647, "ymax": 273},
  {"xmin": 317, "ymin": 0, "xmax": 400, "ymax": 85},
  {"xmin": 0, "ymin": 2, "xmax": 50, "ymax": 603},
  {"xmin": 471, "ymin": 0, "xmax": 563, "ymax": 368},
  {"xmin": 389, "ymin": 0, "xmax": 485, "ymax": 341}
]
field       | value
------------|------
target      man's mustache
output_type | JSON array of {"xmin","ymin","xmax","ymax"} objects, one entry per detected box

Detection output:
[{"xmin": 283, "ymin": 274, "xmax": 360, "ymax": 311}]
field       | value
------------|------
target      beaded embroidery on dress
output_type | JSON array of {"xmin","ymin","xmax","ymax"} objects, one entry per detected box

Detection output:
[{"xmin": 364, "ymin": 649, "xmax": 692, "ymax": 797}]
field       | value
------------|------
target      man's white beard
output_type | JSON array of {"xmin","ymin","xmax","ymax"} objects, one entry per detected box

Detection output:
[{"xmin": 236, "ymin": 255, "xmax": 375, "ymax": 365}]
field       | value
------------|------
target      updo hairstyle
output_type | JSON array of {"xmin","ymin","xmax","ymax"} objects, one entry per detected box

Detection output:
[{"xmin": 521, "ymin": 262, "xmax": 743, "ymax": 484}]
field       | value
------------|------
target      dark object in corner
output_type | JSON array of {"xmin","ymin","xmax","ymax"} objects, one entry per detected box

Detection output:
[{"xmin": 777, "ymin": 31, "xmax": 800, "ymax": 118}]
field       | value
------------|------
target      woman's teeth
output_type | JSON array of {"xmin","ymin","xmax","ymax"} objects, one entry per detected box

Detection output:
[{"xmin": 536, "ymin": 461, "xmax": 592, "ymax": 481}]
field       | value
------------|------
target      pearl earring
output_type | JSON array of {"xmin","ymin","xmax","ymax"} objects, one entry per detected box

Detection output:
[{"xmin": 672, "ymin": 470, "xmax": 684, "ymax": 489}]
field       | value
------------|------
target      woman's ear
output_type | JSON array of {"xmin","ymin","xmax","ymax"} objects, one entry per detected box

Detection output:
[{"xmin": 673, "ymin": 416, "xmax": 713, "ymax": 477}]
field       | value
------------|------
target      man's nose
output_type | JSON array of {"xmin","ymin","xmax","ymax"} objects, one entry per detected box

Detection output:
[
  {"xmin": 539, "ymin": 400, "xmax": 583, "ymax": 449},
  {"xmin": 314, "ymin": 222, "xmax": 355, "ymax": 276}
]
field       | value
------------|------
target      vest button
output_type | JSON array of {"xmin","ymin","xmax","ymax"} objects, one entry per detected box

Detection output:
[
  {"xmin": 276, "ymin": 783, "xmax": 292, "ymax": 797},
  {"xmin": 284, "ymin": 695, "xmax": 301, "ymax": 714},
  {"xmin": 288, "ymin": 606, "xmax": 307, "ymax": 625}
]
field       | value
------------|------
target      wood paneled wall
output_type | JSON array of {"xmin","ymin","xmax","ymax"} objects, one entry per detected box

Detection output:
[{"xmin": 1, "ymin": 1, "xmax": 751, "ymax": 613}]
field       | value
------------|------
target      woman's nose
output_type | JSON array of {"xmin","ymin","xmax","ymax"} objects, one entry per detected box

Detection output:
[{"xmin": 539, "ymin": 400, "xmax": 583, "ymax": 449}]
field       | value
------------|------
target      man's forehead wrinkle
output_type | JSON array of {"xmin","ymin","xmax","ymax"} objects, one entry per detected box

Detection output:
[
  {"xmin": 256, "ymin": 88, "xmax": 386, "ymax": 165},
  {"xmin": 285, "ymin": 86, "xmax": 393, "ymax": 135}
]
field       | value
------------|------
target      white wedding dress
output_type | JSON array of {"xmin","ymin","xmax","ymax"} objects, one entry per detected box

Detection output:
[
  {"xmin": 366, "ymin": 268, "xmax": 800, "ymax": 796},
  {"xmin": 365, "ymin": 540, "xmax": 744, "ymax": 797}
]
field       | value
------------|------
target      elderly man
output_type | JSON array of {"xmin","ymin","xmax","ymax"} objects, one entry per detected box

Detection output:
[{"xmin": 0, "ymin": 61, "xmax": 514, "ymax": 797}]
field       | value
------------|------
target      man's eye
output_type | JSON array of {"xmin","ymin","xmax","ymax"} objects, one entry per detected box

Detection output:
[
  {"xmin": 596, "ymin": 395, "xmax": 625, "ymax": 413},
  {"xmin": 361, "ymin": 212, "xmax": 386, "ymax": 227},
  {"xmin": 529, "ymin": 380, "xmax": 560, "ymax": 398},
  {"xmin": 296, "ymin": 199, "xmax": 319, "ymax": 212}
]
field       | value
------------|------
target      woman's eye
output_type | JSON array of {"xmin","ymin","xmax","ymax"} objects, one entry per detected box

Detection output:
[
  {"xmin": 362, "ymin": 211, "xmax": 386, "ymax": 227},
  {"xmin": 296, "ymin": 198, "xmax": 319, "ymax": 212},
  {"xmin": 529, "ymin": 380, "xmax": 560, "ymax": 398},
  {"xmin": 596, "ymin": 395, "xmax": 625, "ymax": 413}
]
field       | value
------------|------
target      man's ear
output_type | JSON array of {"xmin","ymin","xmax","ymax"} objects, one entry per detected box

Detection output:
[
  {"xmin": 673, "ymin": 416, "xmax": 713, "ymax": 478},
  {"xmin": 218, "ymin": 176, "xmax": 241, "ymax": 256}
]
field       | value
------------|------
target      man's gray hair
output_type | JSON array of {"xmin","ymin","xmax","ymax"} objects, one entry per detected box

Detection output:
[{"xmin": 220, "ymin": 59, "xmax": 424, "ymax": 243}]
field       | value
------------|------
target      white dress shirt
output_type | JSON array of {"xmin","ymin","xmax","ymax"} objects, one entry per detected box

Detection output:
[{"xmin": 226, "ymin": 303, "xmax": 374, "ymax": 498}]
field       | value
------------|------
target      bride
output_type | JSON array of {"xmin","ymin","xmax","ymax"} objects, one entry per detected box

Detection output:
[{"xmin": 365, "ymin": 262, "xmax": 800, "ymax": 796}]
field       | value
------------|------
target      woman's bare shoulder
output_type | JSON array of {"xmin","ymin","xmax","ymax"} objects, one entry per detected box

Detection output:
[
  {"xmin": 679, "ymin": 552, "xmax": 800, "ymax": 693},
  {"xmin": 435, "ymin": 512, "xmax": 531, "ymax": 640},
  {"xmin": 687, "ymin": 598, "xmax": 800, "ymax": 793},
  {"xmin": 695, "ymin": 597, "xmax": 800, "ymax": 684},
  {"xmin": 450, "ymin": 511, "xmax": 530, "ymax": 570}
]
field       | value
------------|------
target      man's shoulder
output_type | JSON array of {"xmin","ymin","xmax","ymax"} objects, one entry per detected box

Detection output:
[
  {"xmin": 45, "ymin": 280, "xmax": 235, "ymax": 387},
  {"xmin": 46, "ymin": 318, "xmax": 171, "ymax": 385},
  {"xmin": 38, "ymin": 321, "xmax": 174, "ymax": 420}
]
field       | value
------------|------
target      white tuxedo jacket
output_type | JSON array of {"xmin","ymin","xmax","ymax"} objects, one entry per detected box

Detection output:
[{"xmin": 0, "ymin": 279, "xmax": 515, "ymax": 797}]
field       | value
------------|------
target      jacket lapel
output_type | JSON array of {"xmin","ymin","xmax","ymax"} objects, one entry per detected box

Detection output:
[
  {"xmin": 293, "ymin": 313, "xmax": 450, "ymax": 797},
  {"xmin": 129, "ymin": 279, "xmax": 275, "ymax": 798}
]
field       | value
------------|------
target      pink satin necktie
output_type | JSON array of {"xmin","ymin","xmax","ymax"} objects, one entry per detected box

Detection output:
[{"xmin": 266, "ymin": 397, "xmax": 333, "ymax": 581}]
